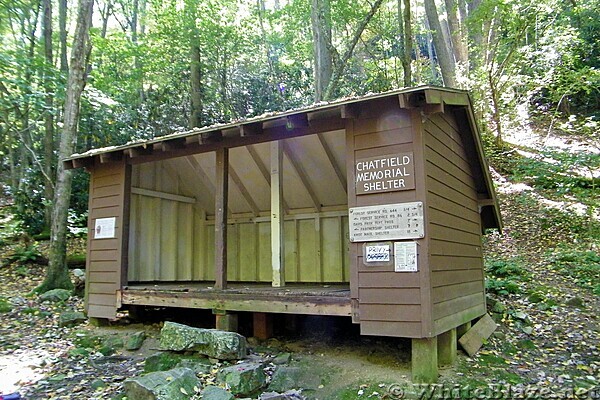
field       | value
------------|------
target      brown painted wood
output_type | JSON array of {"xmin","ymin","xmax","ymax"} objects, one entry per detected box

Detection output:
[
  {"xmin": 432, "ymin": 281, "xmax": 483, "ymax": 303},
  {"xmin": 458, "ymin": 313, "xmax": 497, "ymax": 356},
  {"xmin": 358, "ymin": 288, "xmax": 421, "ymax": 304},
  {"xmin": 215, "ymin": 147, "xmax": 229, "ymax": 290},
  {"xmin": 253, "ymin": 313, "xmax": 273, "ymax": 339},
  {"xmin": 360, "ymin": 320, "xmax": 422, "ymax": 338},
  {"xmin": 121, "ymin": 288, "xmax": 351, "ymax": 316}
]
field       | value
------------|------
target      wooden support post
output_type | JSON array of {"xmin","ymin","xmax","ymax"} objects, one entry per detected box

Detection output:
[
  {"xmin": 253, "ymin": 313, "xmax": 273, "ymax": 339},
  {"xmin": 271, "ymin": 141, "xmax": 285, "ymax": 287},
  {"xmin": 215, "ymin": 147, "xmax": 229, "ymax": 290},
  {"xmin": 412, "ymin": 337, "xmax": 438, "ymax": 383},
  {"xmin": 456, "ymin": 321, "xmax": 472, "ymax": 338},
  {"xmin": 438, "ymin": 328, "xmax": 457, "ymax": 367},
  {"xmin": 214, "ymin": 310, "xmax": 238, "ymax": 332}
]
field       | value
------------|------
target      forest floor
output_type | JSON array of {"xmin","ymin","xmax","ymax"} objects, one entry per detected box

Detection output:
[{"xmin": 0, "ymin": 127, "xmax": 598, "ymax": 399}]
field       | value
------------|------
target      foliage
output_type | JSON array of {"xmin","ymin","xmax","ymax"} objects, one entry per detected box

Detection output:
[
  {"xmin": 9, "ymin": 170, "xmax": 47, "ymax": 235},
  {"xmin": 485, "ymin": 259, "xmax": 529, "ymax": 296},
  {"xmin": 547, "ymin": 249, "xmax": 600, "ymax": 295},
  {"xmin": 4, "ymin": 245, "xmax": 42, "ymax": 266}
]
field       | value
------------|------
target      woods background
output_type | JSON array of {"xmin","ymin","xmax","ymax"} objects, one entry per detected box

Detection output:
[{"xmin": 1, "ymin": 0, "xmax": 598, "ymax": 238}]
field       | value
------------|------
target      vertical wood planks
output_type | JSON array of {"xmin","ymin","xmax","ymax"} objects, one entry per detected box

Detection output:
[
  {"xmin": 271, "ymin": 141, "xmax": 285, "ymax": 287},
  {"xmin": 215, "ymin": 148, "xmax": 229, "ymax": 289}
]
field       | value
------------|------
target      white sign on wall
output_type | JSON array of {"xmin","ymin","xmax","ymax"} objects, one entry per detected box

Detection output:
[
  {"xmin": 349, "ymin": 202, "xmax": 424, "ymax": 242},
  {"xmin": 365, "ymin": 244, "xmax": 391, "ymax": 263},
  {"xmin": 394, "ymin": 242, "xmax": 418, "ymax": 272},
  {"xmin": 94, "ymin": 217, "xmax": 116, "ymax": 239}
]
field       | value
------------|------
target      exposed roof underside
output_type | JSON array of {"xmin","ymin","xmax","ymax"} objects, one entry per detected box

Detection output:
[{"xmin": 68, "ymin": 86, "xmax": 502, "ymax": 230}]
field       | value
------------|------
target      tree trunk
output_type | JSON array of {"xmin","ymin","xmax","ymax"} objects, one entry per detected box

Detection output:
[
  {"xmin": 190, "ymin": 45, "xmax": 203, "ymax": 128},
  {"xmin": 39, "ymin": 0, "xmax": 94, "ymax": 293},
  {"xmin": 59, "ymin": 0, "xmax": 68, "ymax": 73},
  {"xmin": 402, "ymin": 0, "xmax": 413, "ymax": 86},
  {"xmin": 187, "ymin": 0, "xmax": 203, "ymax": 129},
  {"xmin": 444, "ymin": 0, "xmax": 468, "ymax": 65},
  {"xmin": 322, "ymin": 0, "xmax": 384, "ymax": 100},
  {"xmin": 43, "ymin": 0, "xmax": 55, "ymax": 229},
  {"xmin": 311, "ymin": 0, "xmax": 333, "ymax": 102},
  {"xmin": 424, "ymin": 0, "xmax": 457, "ymax": 87}
]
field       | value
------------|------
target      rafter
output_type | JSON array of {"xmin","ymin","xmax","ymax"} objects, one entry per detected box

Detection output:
[{"xmin": 282, "ymin": 141, "xmax": 321, "ymax": 212}]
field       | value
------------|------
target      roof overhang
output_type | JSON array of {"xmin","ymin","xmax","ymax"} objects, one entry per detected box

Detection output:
[{"xmin": 65, "ymin": 85, "xmax": 501, "ymax": 230}]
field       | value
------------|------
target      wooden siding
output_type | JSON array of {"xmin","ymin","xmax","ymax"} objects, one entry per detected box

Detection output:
[
  {"xmin": 423, "ymin": 112, "xmax": 486, "ymax": 336},
  {"xmin": 127, "ymin": 142, "xmax": 350, "ymax": 284},
  {"xmin": 346, "ymin": 99, "xmax": 431, "ymax": 338},
  {"xmin": 85, "ymin": 160, "xmax": 130, "ymax": 319}
]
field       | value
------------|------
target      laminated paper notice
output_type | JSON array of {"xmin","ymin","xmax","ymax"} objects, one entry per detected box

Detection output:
[
  {"xmin": 394, "ymin": 242, "xmax": 418, "ymax": 272},
  {"xmin": 365, "ymin": 244, "xmax": 391, "ymax": 263},
  {"xmin": 94, "ymin": 217, "xmax": 116, "ymax": 239}
]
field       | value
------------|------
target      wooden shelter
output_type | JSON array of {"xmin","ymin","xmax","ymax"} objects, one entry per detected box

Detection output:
[{"xmin": 66, "ymin": 86, "xmax": 501, "ymax": 382}]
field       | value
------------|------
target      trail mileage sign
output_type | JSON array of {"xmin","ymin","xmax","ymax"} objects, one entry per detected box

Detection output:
[{"xmin": 349, "ymin": 202, "xmax": 424, "ymax": 242}]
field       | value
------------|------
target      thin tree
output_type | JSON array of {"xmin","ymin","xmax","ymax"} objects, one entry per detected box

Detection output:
[
  {"xmin": 42, "ymin": 0, "xmax": 55, "ymax": 229},
  {"xmin": 424, "ymin": 0, "xmax": 457, "ymax": 87},
  {"xmin": 38, "ymin": 0, "xmax": 94, "ymax": 293}
]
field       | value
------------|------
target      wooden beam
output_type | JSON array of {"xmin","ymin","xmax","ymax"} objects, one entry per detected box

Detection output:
[
  {"xmin": 71, "ymin": 157, "xmax": 92, "ymax": 169},
  {"xmin": 340, "ymin": 104, "xmax": 360, "ymax": 119},
  {"xmin": 184, "ymin": 156, "xmax": 216, "ymax": 197},
  {"xmin": 131, "ymin": 187, "xmax": 196, "ymax": 204},
  {"xmin": 316, "ymin": 133, "xmax": 347, "ymax": 193},
  {"xmin": 185, "ymin": 134, "xmax": 202, "ymax": 146},
  {"xmin": 214, "ymin": 147, "xmax": 229, "ymax": 290},
  {"xmin": 282, "ymin": 141, "xmax": 321, "ymax": 212},
  {"xmin": 271, "ymin": 141, "xmax": 285, "ymax": 287},
  {"xmin": 240, "ymin": 122, "xmax": 263, "ymax": 137},
  {"xmin": 246, "ymin": 145, "xmax": 289, "ymax": 213},
  {"xmin": 285, "ymin": 114, "xmax": 309, "ymax": 130},
  {"xmin": 162, "ymin": 138, "xmax": 186, "ymax": 152},
  {"xmin": 229, "ymin": 165, "xmax": 260, "ymax": 217},
  {"xmin": 201, "ymin": 130, "xmax": 223, "ymax": 143},
  {"xmin": 126, "ymin": 146, "xmax": 153, "ymax": 158},
  {"xmin": 121, "ymin": 289, "xmax": 352, "ymax": 316},
  {"xmin": 99, "ymin": 152, "xmax": 122, "ymax": 164}
]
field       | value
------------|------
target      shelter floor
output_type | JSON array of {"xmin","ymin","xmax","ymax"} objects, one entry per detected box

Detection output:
[{"xmin": 121, "ymin": 282, "xmax": 352, "ymax": 316}]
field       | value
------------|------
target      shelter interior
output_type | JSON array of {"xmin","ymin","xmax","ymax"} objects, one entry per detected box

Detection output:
[{"xmin": 127, "ymin": 132, "xmax": 351, "ymax": 286}]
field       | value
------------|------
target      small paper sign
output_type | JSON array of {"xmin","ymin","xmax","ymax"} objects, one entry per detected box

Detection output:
[
  {"xmin": 94, "ymin": 217, "xmax": 116, "ymax": 239},
  {"xmin": 394, "ymin": 242, "xmax": 418, "ymax": 272},
  {"xmin": 365, "ymin": 244, "xmax": 391, "ymax": 263}
]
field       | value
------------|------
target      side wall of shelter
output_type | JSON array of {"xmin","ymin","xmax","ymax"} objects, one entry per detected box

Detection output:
[
  {"xmin": 127, "ymin": 158, "xmax": 350, "ymax": 284},
  {"xmin": 422, "ymin": 111, "xmax": 486, "ymax": 336},
  {"xmin": 347, "ymin": 99, "xmax": 431, "ymax": 338},
  {"xmin": 85, "ymin": 160, "xmax": 130, "ymax": 319}
]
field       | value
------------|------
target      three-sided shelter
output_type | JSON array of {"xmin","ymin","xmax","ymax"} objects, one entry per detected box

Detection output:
[{"xmin": 66, "ymin": 86, "xmax": 501, "ymax": 382}]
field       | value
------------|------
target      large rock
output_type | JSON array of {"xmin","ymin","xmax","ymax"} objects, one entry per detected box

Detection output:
[
  {"xmin": 124, "ymin": 368, "xmax": 200, "ymax": 400},
  {"xmin": 160, "ymin": 322, "xmax": 247, "ymax": 360},
  {"xmin": 201, "ymin": 385, "xmax": 234, "ymax": 400},
  {"xmin": 125, "ymin": 331, "xmax": 146, "ymax": 350},
  {"xmin": 217, "ymin": 362, "xmax": 267, "ymax": 396},
  {"xmin": 40, "ymin": 288, "xmax": 71, "ymax": 303},
  {"xmin": 145, "ymin": 352, "xmax": 199, "ymax": 373},
  {"xmin": 260, "ymin": 390, "xmax": 305, "ymax": 400},
  {"xmin": 268, "ymin": 366, "xmax": 322, "ymax": 393},
  {"xmin": 59, "ymin": 311, "xmax": 87, "ymax": 327}
]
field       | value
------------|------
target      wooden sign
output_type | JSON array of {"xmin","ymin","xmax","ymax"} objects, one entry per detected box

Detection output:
[
  {"xmin": 349, "ymin": 202, "xmax": 424, "ymax": 242},
  {"xmin": 355, "ymin": 152, "xmax": 415, "ymax": 195}
]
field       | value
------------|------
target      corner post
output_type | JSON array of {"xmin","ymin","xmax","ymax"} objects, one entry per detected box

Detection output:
[
  {"xmin": 438, "ymin": 328, "xmax": 457, "ymax": 366},
  {"xmin": 215, "ymin": 147, "xmax": 229, "ymax": 290},
  {"xmin": 412, "ymin": 337, "xmax": 438, "ymax": 383},
  {"xmin": 271, "ymin": 141, "xmax": 285, "ymax": 287}
]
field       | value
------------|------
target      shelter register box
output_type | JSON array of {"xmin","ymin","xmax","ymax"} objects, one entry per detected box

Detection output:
[{"xmin": 66, "ymin": 86, "xmax": 501, "ymax": 382}]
